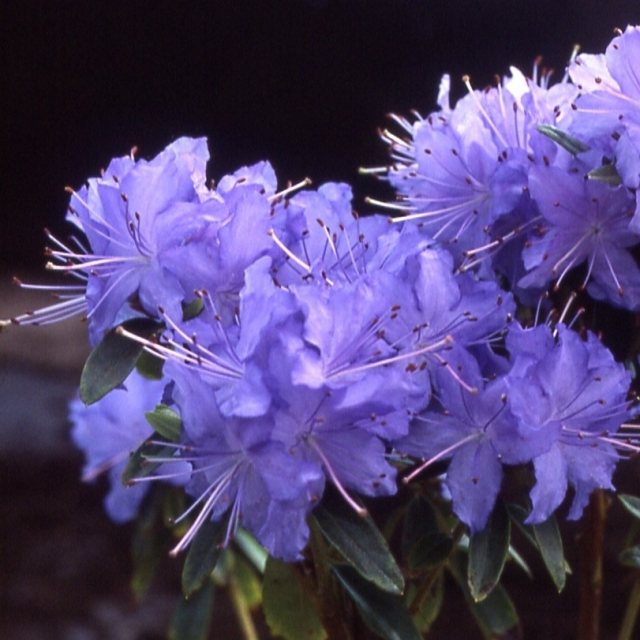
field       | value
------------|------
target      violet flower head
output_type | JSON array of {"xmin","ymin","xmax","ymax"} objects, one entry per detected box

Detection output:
[
  {"xmin": 505, "ymin": 324, "xmax": 634, "ymax": 523},
  {"xmin": 519, "ymin": 164, "xmax": 640, "ymax": 309}
]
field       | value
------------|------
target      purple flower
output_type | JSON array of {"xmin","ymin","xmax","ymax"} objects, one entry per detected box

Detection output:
[
  {"xmin": 395, "ymin": 350, "xmax": 517, "ymax": 533},
  {"xmin": 569, "ymin": 26, "xmax": 640, "ymax": 210},
  {"xmin": 69, "ymin": 370, "xmax": 187, "ymax": 523},
  {"xmin": 7, "ymin": 139, "xmax": 285, "ymax": 345},
  {"xmin": 519, "ymin": 164, "xmax": 640, "ymax": 309},
  {"xmin": 161, "ymin": 361, "xmax": 324, "ymax": 562},
  {"xmin": 506, "ymin": 325, "xmax": 633, "ymax": 523}
]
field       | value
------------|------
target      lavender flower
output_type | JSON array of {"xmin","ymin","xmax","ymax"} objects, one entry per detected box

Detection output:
[
  {"xmin": 519, "ymin": 164, "xmax": 640, "ymax": 309},
  {"xmin": 506, "ymin": 324, "xmax": 634, "ymax": 522},
  {"xmin": 69, "ymin": 370, "xmax": 188, "ymax": 523}
]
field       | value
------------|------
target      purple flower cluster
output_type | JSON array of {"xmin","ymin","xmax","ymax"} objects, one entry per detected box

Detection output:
[
  {"xmin": 5, "ymin": 26, "xmax": 640, "ymax": 561},
  {"xmin": 378, "ymin": 27, "xmax": 640, "ymax": 310}
]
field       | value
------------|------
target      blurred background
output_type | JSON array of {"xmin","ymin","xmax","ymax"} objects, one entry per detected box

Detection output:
[{"xmin": 2, "ymin": 1, "xmax": 640, "ymax": 638}]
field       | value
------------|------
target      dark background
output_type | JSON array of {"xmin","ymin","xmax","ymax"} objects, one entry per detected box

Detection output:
[
  {"xmin": 2, "ymin": 2, "xmax": 640, "ymax": 639},
  {"xmin": 2, "ymin": 0, "xmax": 640, "ymax": 270}
]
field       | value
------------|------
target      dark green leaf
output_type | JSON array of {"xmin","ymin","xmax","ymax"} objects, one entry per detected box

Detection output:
[
  {"xmin": 532, "ymin": 515, "xmax": 566, "ymax": 592},
  {"xmin": 121, "ymin": 437, "xmax": 176, "ymax": 485},
  {"xmin": 232, "ymin": 552, "xmax": 262, "ymax": 609},
  {"xmin": 619, "ymin": 545, "xmax": 640, "ymax": 568},
  {"xmin": 136, "ymin": 349, "xmax": 164, "ymax": 380},
  {"xmin": 182, "ymin": 297, "xmax": 204, "ymax": 321},
  {"xmin": 507, "ymin": 504, "xmax": 571, "ymax": 587},
  {"xmin": 451, "ymin": 553, "xmax": 519, "ymax": 639},
  {"xmin": 169, "ymin": 579, "xmax": 215, "ymax": 640},
  {"xmin": 333, "ymin": 565, "xmax": 421, "ymax": 640},
  {"xmin": 506, "ymin": 504, "xmax": 537, "ymax": 546},
  {"xmin": 468, "ymin": 501, "xmax": 511, "ymax": 602},
  {"xmin": 402, "ymin": 495, "xmax": 438, "ymax": 558},
  {"xmin": 408, "ymin": 533, "xmax": 454, "ymax": 571},
  {"xmin": 588, "ymin": 163, "xmax": 622, "ymax": 185},
  {"xmin": 80, "ymin": 317, "xmax": 161, "ymax": 405},
  {"xmin": 145, "ymin": 403, "xmax": 182, "ymax": 442},
  {"xmin": 469, "ymin": 584, "xmax": 520, "ymax": 638},
  {"xmin": 182, "ymin": 519, "xmax": 227, "ymax": 598},
  {"xmin": 537, "ymin": 124, "xmax": 590, "ymax": 155},
  {"xmin": 619, "ymin": 494, "xmax": 640, "ymax": 520},
  {"xmin": 409, "ymin": 572, "xmax": 444, "ymax": 634},
  {"xmin": 130, "ymin": 490, "xmax": 165, "ymax": 600},
  {"xmin": 313, "ymin": 489, "xmax": 404, "ymax": 594},
  {"xmin": 262, "ymin": 556, "xmax": 327, "ymax": 640}
]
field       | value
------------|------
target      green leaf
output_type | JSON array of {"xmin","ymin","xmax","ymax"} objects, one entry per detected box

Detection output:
[
  {"xmin": 408, "ymin": 573, "xmax": 444, "ymax": 634},
  {"xmin": 313, "ymin": 488, "xmax": 404, "ymax": 594},
  {"xmin": 169, "ymin": 579, "xmax": 215, "ymax": 640},
  {"xmin": 235, "ymin": 528, "xmax": 268, "ymax": 574},
  {"xmin": 587, "ymin": 163, "xmax": 622, "ymax": 185},
  {"xmin": 508, "ymin": 504, "xmax": 571, "ymax": 587},
  {"xmin": 121, "ymin": 436, "xmax": 176, "ymax": 485},
  {"xmin": 333, "ymin": 565, "xmax": 422, "ymax": 640},
  {"xmin": 507, "ymin": 544, "xmax": 533, "ymax": 579},
  {"xmin": 619, "ymin": 494, "xmax": 640, "ymax": 520},
  {"xmin": 469, "ymin": 584, "xmax": 520, "ymax": 638},
  {"xmin": 262, "ymin": 556, "xmax": 327, "ymax": 640},
  {"xmin": 182, "ymin": 519, "xmax": 227, "ymax": 598},
  {"xmin": 182, "ymin": 297, "xmax": 205, "ymax": 321},
  {"xmin": 402, "ymin": 495, "xmax": 438, "ymax": 558},
  {"xmin": 451, "ymin": 553, "xmax": 519, "ymax": 639},
  {"xmin": 232, "ymin": 552, "xmax": 263, "ymax": 609},
  {"xmin": 468, "ymin": 501, "xmax": 511, "ymax": 602},
  {"xmin": 408, "ymin": 533, "xmax": 454, "ymax": 572},
  {"xmin": 130, "ymin": 489, "xmax": 165, "ymax": 600},
  {"xmin": 145, "ymin": 403, "xmax": 182, "ymax": 442},
  {"xmin": 80, "ymin": 317, "xmax": 161, "ymax": 405},
  {"xmin": 136, "ymin": 349, "xmax": 164, "ymax": 380},
  {"xmin": 532, "ymin": 515, "xmax": 566, "ymax": 592},
  {"xmin": 537, "ymin": 124, "xmax": 590, "ymax": 155},
  {"xmin": 619, "ymin": 545, "xmax": 640, "ymax": 568}
]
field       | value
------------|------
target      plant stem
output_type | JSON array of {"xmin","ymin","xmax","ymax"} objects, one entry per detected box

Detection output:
[
  {"xmin": 617, "ymin": 574, "xmax": 640, "ymax": 640},
  {"xmin": 228, "ymin": 574, "xmax": 259, "ymax": 640},
  {"xmin": 577, "ymin": 490, "xmax": 607, "ymax": 640}
]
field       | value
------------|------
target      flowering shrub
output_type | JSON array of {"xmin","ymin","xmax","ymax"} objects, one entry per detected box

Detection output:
[{"xmin": 4, "ymin": 25, "xmax": 640, "ymax": 640}]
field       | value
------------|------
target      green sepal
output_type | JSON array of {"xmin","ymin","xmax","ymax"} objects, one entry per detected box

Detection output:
[
  {"xmin": 468, "ymin": 501, "xmax": 511, "ymax": 602},
  {"xmin": 313, "ymin": 488, "xmax": 404, "ymax": 595},
  {"xmin": 619, "ymin": 494, "xmax": 640, "ymax": 520},
  {"xmin": 333, "ymin": 564, "xmax": 422, "ymax": 640},
  {"xmin": 121, "ymin": 436, "xmax": 176, "ymax": 485},
  {"xmin": 619, "ymin": 545, "xmax": 640, "ymax": 568},
  {"xmin": 537, "ymin": 124, "xmax": 590, "ymax": 155},
  {"xmin": 145, "ymin": 403, "xmax": 182, "ymax": 442},
  {"xmin": 169, "ymin": 579, "xmax": 215, "ymax": 640},
  {"xmin": 588, "ymin": 163, "xmax": 622, "ymax": 185},
  {"xmin": 262, "ymin": 556, "xmax": 327, "ymax": 640},
  {"xmin": 80, "ymin": 317, "xmax": 161, "ymax": 405},
  {"xmin": 182, "ymin": 519, "xmax": 227, "ymax": 598}
]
